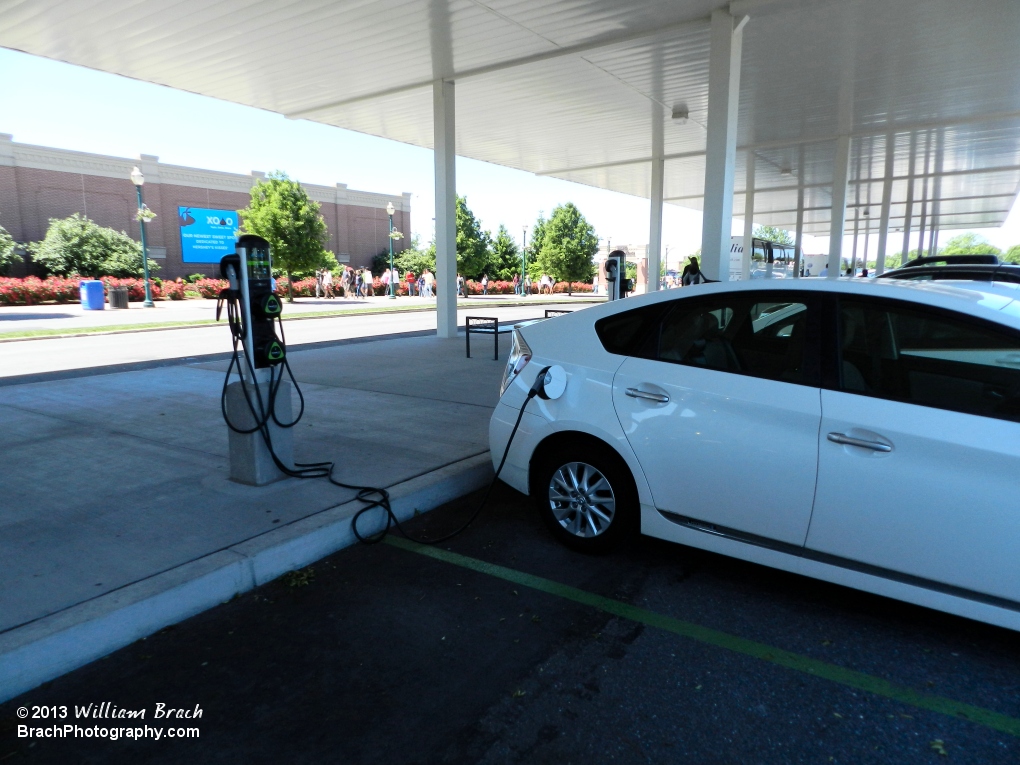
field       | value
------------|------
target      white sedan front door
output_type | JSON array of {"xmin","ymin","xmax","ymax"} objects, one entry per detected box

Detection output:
[
  {"xmin": 612, "ymin": 293, "xmax": 821, "ymax": 546},
  {"xmin": 805, "ymin": 297, "xmax": 1020, "ymax": 603}
]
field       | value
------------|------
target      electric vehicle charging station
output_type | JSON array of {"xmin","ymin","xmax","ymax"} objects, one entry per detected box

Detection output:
[
  {"xmin": 211, "ymin": 231, "xmax": 548, "ymax": 544},
  {"xmin": 219, "ymin": 235, "xmax": 293, "ymax": 485},
  {"xmin": 604, "ymin": 250, "xmax": 632, "ymax": 301}
]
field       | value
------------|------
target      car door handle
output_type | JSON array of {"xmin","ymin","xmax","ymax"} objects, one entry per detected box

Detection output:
[
  {"xmin": 827, "ymin": 432, "xmax": 892, "ymax": 452},
  {"xmin": 625, "ymin": 388, "xmax": 670, "ymax": 403}
]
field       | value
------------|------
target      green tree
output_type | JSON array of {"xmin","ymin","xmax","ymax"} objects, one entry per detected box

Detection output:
[
  {"xmin": 240, "ymin": 171, "xmax": 329, "ymax": 301},
  {"xmin": 881, "ymin": 252, "xmax": 902, "ymax": 270},
  {"xmin": 394, "ymin": 235, "xmax": 436, "ymax": 276},
  {"xmin": 1003, "ymin": 244, "xmax": 1020, "ymax": 264},
  {"xmin": 753, "ymin": 225, "xmax": 794, "ymax": 246},
  {"xmin": 455, "ymin": 196, "xmax": 491, "ymax": 279},
  {"xmin": 940, "ymin": 233, "xmax": 1001, "ymax": 257},
  {"xmin": 32, "ymin": 213, "xmax": 155, "ymax": 278},
  {"xmin": 536, "ymin": 202, "xmax": 598, "ymax": 294},
  {"xmin": 0, "ymin": 224, "xmax": 19, "ymax": 275},
  {"xmin": 525, "ymin": 214, "xmax": 547, "ymax": 279},
  {"xmin": 489, "ymin": 225, "xmax": 521, "ymax": 281}
]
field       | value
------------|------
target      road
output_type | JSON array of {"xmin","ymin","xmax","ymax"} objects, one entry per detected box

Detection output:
[
  {"xmin": 3, "ymin": 485, "xmax": 1017, "ymax": 764},
  {"xmin": 0, "ymin": 302, "xmax": 584, "ymax": 379}
]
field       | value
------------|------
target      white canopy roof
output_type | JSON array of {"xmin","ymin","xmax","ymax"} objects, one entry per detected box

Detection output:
[{"xmin": 2, "ymin": 0, "xmax": 1018, "ymax": 236}]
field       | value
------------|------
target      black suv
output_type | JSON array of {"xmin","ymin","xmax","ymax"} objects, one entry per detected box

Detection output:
[{"xmin": 879, "ymin": 254, "xmax": 1020, "ymax": 284}]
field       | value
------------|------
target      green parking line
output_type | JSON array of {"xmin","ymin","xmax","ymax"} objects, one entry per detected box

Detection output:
[{"xmin": 385, "ymin": 535, "xmax": 1020, "ymax": 737}]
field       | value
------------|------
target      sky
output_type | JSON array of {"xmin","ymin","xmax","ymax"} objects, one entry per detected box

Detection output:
[{"xmin": 2, "ymin": 47, "xmax": 1019, "ymax": 267}]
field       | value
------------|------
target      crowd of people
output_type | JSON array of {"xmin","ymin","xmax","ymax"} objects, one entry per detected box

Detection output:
[
  {"xmin": 314, "ymin": 266, "xmax": 389, "ymax": 299},
  {"xmin": 312, "ymin": 266, "xmax": 440, "ymax": 299},
  {"xmin": 309, "ymin": 266, "xmax": 562, "ymax": 299}
]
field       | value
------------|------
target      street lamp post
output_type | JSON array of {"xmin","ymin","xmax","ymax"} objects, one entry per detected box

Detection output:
[
  {"xmin": 521, "ymin": 226, "xmax": 527, "ymax": 296},
  {"xmin": 386, "ymin": 202, "xmax": 396, "ymax": 299},
  {"xmin": 130, "ymin": 166, "xmax": 155, "ymax": 308}
]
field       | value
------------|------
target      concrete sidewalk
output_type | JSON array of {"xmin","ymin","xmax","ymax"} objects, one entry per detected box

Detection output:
[{"xmin": 0, "ymin": 330, "xmax": 520, "ymax": 701}]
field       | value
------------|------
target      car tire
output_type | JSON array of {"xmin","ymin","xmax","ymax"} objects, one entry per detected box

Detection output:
[{"xmin": 532, "ymin": 439, "xmax": 638, "ymax": 553}]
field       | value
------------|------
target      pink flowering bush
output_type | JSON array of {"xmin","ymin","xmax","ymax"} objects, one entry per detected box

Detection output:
[
  {"xmin": 162, "ymin": 280, "xmax": 187, "ymax": 300},
  {"xmin": 192, "ymin": 278, "xmax": 229, "ymax": 299},
  {"xmin": 0, "ymin": 276, "xmax": 80, "ymax": 305},
  {"xmin": 0, "ymin": 275, "xmax": 195, "ymax": 305},
  {"xmin": 552, "ymin": 281, "xmax": 594, "ymax": 293},
  {"xmin": 460, "ymin": 279, "xmax": 593, "ymax": 295}
]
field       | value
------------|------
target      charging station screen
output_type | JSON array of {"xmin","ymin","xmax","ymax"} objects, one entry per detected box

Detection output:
[{"xmin": 178, "ymin": 207, "xmax": 239, "ymax": 263}]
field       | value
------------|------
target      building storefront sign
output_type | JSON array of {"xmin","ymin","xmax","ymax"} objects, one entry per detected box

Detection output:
[{"xmin": 179, "ymin": 207, "xmax": 238, "ymax": 263}]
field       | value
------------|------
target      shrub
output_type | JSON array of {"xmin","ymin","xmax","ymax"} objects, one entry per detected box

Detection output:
[
  {"xmin": 275, "ymin": 277, "xmax": 316, "ymax": 297},
  {"xmin": 192, "ymin": 278, "xmax": 229, "ymax": 298},
  {"xmin": 0, "ymin": 276, "xmax": 80, "ymax": 305},
  {"xmin": 162, "ymin": 281, "xmax": 186, "ymax": 300},
  {"xmin": 100, "ymin": 277, "xmax": 167, "ymax": 301},
  {"xmin": 32, "ymin": 214, "xmax": 159, "ymax": 278},
  {"xmin": 0, "ymin": 225, "xmax": 20, "ymax": 276},
  {"xmin": 0, "ymin": 276, "xmax": 197, "ymax": 305}
]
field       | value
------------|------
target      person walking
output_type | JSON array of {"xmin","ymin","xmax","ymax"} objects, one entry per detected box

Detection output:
[
  {"xmin": 512, "ymin": 273, "xmax": 520, "ymax": 295},
  {"xmin": 481, "ymin": 273, "xmax": 489, "ymax": 296},
  {"xmin": 457, "ymin": 273, "xmax": 465, "ymax": 297},
  {"xmin": 363, "ymin": 268, "xmax": 374, "ymax": 297},
  {"xmin": 322, "ymin": 268, "xmax": 334, "ymax": 298},
  {"xmin": 523, "ymin": 274, "xmax": 531, "ymax": 296},
  {"xmin": 423, "ymin": 268, "xmax": 435, "ymax": 297},
  {"xmin": 405, "ymin": 270, "xmax": 415, "ymax": 297},
  {"xmin": 315, "ymin": 269, "xmax": 324, "ymax": 298}
]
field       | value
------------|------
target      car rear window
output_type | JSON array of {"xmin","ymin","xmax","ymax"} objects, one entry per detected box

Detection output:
[{"xmin": 595, "ymin": 303, "xmax": 669, "ymax": 359}]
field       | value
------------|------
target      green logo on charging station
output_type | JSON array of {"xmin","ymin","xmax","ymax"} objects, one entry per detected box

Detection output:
[
  {"xmin": 267, "ymin": 341, "xmax": 284, "ymax": 362},
  {"xmin": 264, "ymin": 294, "xmax": 281, "ymax": 316}
]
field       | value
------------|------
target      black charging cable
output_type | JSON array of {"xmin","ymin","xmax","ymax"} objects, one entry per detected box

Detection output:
[
  {"xmin": 217, "ymin": 285, "xmax": 544, "ymax": 546},
  {"xmin": 348, "ymin": 370, "xmax": 546, "ymax": 545}
]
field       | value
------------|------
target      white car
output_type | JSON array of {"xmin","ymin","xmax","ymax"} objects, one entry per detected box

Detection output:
[{"xmin": 490, "ymin": 278, "xmax": 1020, "ymax": 632}]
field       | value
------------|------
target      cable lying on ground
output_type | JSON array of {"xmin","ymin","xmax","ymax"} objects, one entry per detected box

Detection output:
[{"xmin": 219, "ymin": 283, "xmax": 546, "ymax": 545}]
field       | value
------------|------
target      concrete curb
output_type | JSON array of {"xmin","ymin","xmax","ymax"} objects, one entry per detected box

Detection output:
[{"xmin": 0, "ymin": 453, "xmax": 494, "ymax": 703}]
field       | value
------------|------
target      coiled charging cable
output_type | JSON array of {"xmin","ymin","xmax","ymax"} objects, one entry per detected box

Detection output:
[{"xmin": 218, "ymin": 288, "xmax": 548, "ymax": 546}]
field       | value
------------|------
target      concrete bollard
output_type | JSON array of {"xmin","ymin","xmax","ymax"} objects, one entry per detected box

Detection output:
[{"xmin": 224, "ymin": 380, "xmax": 294, "ymax": 486}]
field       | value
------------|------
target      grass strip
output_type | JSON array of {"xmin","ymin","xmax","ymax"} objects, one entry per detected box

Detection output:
[{"xmin": 386, "ymin": 535, "xmax": 1020, "ymax": 737}]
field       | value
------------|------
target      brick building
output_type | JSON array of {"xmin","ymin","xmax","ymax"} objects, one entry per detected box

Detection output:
[{"xmin": 0, "ymin": 134, "xmax": 410, "ymax": 279}]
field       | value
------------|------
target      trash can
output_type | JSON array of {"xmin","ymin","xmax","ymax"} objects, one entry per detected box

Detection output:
[
  {"xmin": 109, "ymin": 285, "xmax": 129, "ymax": 309},
  {"xmin": 79, "ymin": 280, "xmax": 105, "ymax": 311}
]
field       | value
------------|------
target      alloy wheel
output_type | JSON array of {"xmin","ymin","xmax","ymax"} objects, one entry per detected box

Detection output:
[{"xmin": 548, "ymin": 461, "xmax": 617, "ymax": 538}]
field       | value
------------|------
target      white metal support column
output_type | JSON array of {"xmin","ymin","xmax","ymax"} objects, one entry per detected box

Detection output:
[
  {"xmin": 433, "ymin": 79, "xmax": 457, "ymax": 338},
  {"xmin": 793, "ymin": 143, "xmax": 804, "ymax": 278},
  {"xmin": 741, "ymin": 149, "xmax": 755, "ymax": 280},
  {"xmin": 876, "ymin": 132, "xmax": 894, "ymax": 275},
  {"xmin": 901, "ymin": 132, "xmax": 917, "ymax": 262},
  {"xmin": 647, "ymin": 99, "xmax": 665, "ymax": 293},
  {"xmin": 827, "ymin": 134, "xmax": 851, "ymax": 278},
  {"xmin": 647, "ymin": 158, "xmax": 664, "ymax": 291},
  {"xmin": 701, "ymin": 10, "xmax": 747, "ymax": 281}
]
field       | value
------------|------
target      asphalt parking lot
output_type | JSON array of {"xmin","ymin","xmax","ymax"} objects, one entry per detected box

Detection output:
[{"xmin": 3, "ymin": 483, "xmax": 1019, "ymax": 764}]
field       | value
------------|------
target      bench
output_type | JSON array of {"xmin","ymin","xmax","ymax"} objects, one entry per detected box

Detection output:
[{"xmin": 465, "ymin": 309, "xmax": 574, "ymax": 359}]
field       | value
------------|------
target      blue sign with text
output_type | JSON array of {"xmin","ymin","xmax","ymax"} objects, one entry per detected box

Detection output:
[{"xmin": 178, "ymin": 207, "xmax": 238, "ymax": 263}]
